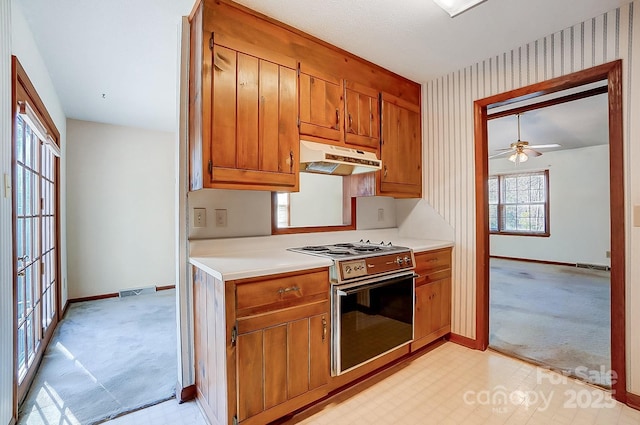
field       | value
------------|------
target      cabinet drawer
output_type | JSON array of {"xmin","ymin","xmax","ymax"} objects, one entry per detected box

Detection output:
[
  {"xmin": 414, "ymin": 248, "xmax": 452, "ymax": 274},
  {"xmin": 236, "ymin": 269, "xmax": 329, "ymax": 317}
]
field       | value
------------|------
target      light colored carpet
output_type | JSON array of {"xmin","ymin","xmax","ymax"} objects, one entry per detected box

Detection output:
[
  {"xmin": 489, "ymin": 258, "xmax": 611, "ymax": 387},
  {"xmin": 18, "ymin": 289, "xmax": 177, "ymax": 425}
]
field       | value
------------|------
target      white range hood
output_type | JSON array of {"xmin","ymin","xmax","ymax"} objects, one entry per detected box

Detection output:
[{"xmin": 299, "ymin": 140, "xmax": 382, "ymax": 176}]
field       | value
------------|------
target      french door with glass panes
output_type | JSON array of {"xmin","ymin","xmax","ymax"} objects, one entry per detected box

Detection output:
[{"xmin": 14, "ymin": 111, "xmax": 60, "ymax": 399}]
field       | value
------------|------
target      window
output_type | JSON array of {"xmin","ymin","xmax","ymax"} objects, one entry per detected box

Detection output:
[{"xmin": 489, "ymin": 170, "xmax": 549, "ymax": 236}]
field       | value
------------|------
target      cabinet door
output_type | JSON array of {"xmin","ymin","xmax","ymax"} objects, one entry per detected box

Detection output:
[
  {"xmin": 210, "ymin": 43, "xmax": 298, "ymax": 191},
  {"xmin": 236, "ymin": 311, "xmax": 330, "ymax": 422},
  {"xmin": 414, "ymin": 278, "xmax": 435, "ymax": 340},
  {"xmin": 345, "ymin": 81, "xmax": 380, "ymax": 150},
  {"xmin": 435, "ymin": 277, "xmax": 452, "ymax": 332},
  {"xmin": 379, "ymin": 94, "xmax": 421, "ymax": 198},
  {"xmin": 299, "ymin": 65, "xmax": 343, "ymax": 141}
]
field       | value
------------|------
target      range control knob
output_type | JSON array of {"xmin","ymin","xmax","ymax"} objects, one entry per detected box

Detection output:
[
  {"xmin": 345, "ymin": 265, "xmax": 352, "ymax": 274},
  {"xmin": 404, "ymin": 256, "xmax": 412, "ymax": 265},
  {"xmin": 395, "ymin": 256, "xmax": 404, "ymax": 265}
]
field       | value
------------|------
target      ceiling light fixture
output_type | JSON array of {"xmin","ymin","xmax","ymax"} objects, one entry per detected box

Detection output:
[
  {"xmin": 433, "ymin": 0, "xmax": 487, "ymax": 17},
  {"xmin": 508, "ymin": 149, "xmax": 528, "ymax": 164}
]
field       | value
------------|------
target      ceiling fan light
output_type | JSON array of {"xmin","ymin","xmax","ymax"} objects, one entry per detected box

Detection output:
[
  {"xmin": 432, "ymin": 0, "xmax": 487, "ymax": 17},
  {"xmin": 518, "ymin": 152, "xmax": 528, "ymax": 162},
  {"xmin": 508, "ymin": 152, "xmax": 518, "ymax": 162}
]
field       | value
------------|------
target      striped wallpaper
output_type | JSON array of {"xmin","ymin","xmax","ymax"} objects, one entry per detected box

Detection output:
[
  {"xmin": 0, "ymin": 0, "xmax": 14, "ymax": 424},
  {"xmin": 423, "ymin": 1, "xmax": 636, "ymax": 356}
]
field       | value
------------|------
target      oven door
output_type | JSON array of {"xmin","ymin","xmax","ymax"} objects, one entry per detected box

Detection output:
[{"xmin": 331, "ymin": 272, "xmax": 415, "ymax": 376}]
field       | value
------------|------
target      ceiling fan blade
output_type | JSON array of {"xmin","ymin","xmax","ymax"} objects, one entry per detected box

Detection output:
[
  {"xmin": 495, "ymin": 147, "xmax": 514, "ymax": 152},
  {"xmin": 489, "ymin": 151, "xmax": 512, "ymax": 159},
  {"xmin": 528, "ymin": 144, "xmax": 561, "ymax": 149},
  {"xmin": 523, "ymin": 148, "xmax": 542, "ymax": 157}
]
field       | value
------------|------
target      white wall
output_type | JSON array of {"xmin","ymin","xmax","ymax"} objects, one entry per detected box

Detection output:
[
  {"xmin": 11, "ymin": 0, "xmax": 68, "ymax": 307},
  {"xmin": 423, "ymin": 2, "xmax": 640, "ymax": 394},
  {"xmin": 66, "ymin": 119, "xmax": 175, "ymax": 299},
  {"xmin": 489, "ymin": 145, "xmax": 610, "ymax": 266}
]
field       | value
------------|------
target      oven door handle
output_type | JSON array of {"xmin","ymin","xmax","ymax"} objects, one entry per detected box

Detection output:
[{"xmin": 335, "ymin": 274, "xmax": 418, "ymax": 296}]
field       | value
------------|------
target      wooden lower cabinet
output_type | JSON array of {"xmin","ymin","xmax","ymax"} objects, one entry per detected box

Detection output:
[
  {"xmin": 411, "ymin": 248, "xmax": 453, "ymax": 351},
  {"xmin": 236, "ymin": 309, "xmax": 329, "ymax": 423},
  {"xmin": 193, "ymin": 266, "xmax": 331, "ymax": 425}
]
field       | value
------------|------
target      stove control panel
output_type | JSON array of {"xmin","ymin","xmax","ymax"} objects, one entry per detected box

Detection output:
[
  {"xmin": 341, "ymin": 259, "xmax": 368, "ymax": 279},
  {"xmin": 337, "ymin": 251, "xmax": 415, "ymax": 282}
]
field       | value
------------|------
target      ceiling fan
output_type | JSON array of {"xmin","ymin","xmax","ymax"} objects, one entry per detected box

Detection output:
[{"xmin": 489, "ymin": 113, "xmax": 561, "ymax": 163}]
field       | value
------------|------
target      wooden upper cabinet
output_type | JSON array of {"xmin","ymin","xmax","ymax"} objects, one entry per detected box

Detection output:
[
  {"xmin": 378, "ymin": 93, "xmax": 422, "ymax": 198},
  {"xmin": 299, "ymin": 64, "xmax": 343, "ymax": 142},
  {"xmin": 344, "ymin": 81, "xmax": 380, "ymax": 150},
  {"xmin": 189, "ymin": 0, "xmax": 422, "ymax": 195},
  {"xmin": 192, "ymin": 33, "xmax": 300, "ymax": 191}
]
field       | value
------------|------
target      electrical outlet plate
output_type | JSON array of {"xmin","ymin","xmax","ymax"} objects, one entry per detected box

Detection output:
[
  {"xmin": 193, "ymin": 208, "xmax": 206, "ymax": 227},
  {"xmin": 377, "ymin": 208, "xmax": 384, "ymax": 221},
  {"xmin": 215, "ymin": 209, "xmax": 227, "ymax": 227}
]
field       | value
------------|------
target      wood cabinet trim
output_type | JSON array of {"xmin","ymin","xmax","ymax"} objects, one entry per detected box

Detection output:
[
  {"xmin": 205, "ymin": 0, "xmax": 420, "ymax": 97},
  {"xmin": 214, "ymin": 34, "xmax": 298, "ymax": 69},
  {"xmin": 381, "ymin": 92, "xmax": 421, "ymax": 113}
]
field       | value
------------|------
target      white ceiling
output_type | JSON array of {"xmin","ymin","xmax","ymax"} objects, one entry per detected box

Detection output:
[
  {"xmin": 488, "ymin": 92, "xmax": 609, "ymax": 156},
  {"xmin": 17, "ymin": 0, "xmax": 624, "ymax": 133}
]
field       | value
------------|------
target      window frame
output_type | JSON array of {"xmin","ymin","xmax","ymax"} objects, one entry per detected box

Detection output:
[{"xmin": 489, "ymin": 169, "xmax": 550, "ymax": 237}]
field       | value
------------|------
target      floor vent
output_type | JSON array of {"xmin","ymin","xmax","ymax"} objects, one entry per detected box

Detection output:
[
  {"xmin": 576, "ymin": 263, "xmax": 610, "ymax": 271},
  {"xmin": 119, "ymin": 286, "xmax": 157, "ymax": 298}
]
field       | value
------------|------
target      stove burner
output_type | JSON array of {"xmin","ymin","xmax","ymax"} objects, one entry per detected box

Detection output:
[
  {"xmin": 302, "ymin": 246, "xmax": 330, "ymax": 252},
  {"xmin": 326, "ymin": 250, "xmax": 350, "ymax": 255},
  {"xmin": 334, "ymin": 243, "xmax": 355, "ymax": 248},
  {"xmin": 353, "ymin": 246, "xmax": 382, "ymax": 252}
]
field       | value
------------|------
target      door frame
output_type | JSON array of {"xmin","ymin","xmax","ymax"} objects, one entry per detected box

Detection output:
[{"xmin": 473, "ymin": 60, "xmax": 626, "ymax": 402}]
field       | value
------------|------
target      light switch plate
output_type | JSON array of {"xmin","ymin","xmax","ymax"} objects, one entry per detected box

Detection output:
[
  {"xmin": 634, "ymin": 205, "xmax": 640, "ymax": 227},
  {"xmin": 193, "ymin": 208, "xmax": 206, "ymax": 227},
  {"xmin": 377, "ymin": 208, "xmax": 384, "ymax": 221}
]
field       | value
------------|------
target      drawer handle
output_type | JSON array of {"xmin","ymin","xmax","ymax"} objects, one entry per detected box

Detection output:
[
  {"xmin": 278, "ymin": 286, "xmax": 300, "ymax": 295},
  {"xmin": 427, "ymin": 258, "xmax": 439, "ymax": 263}
]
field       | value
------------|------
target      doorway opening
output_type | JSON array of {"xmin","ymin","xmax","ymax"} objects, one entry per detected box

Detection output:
[
  {"xmin": 474, "ymin": 60, "xmax": 626, "ymax": 401},
  {"xmin": 487, "ymin": 91, "xmax": 611, "ymax": 387}
]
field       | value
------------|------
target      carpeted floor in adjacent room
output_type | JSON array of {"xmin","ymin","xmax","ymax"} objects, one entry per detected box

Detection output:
[
  {"xmin": 18, "ymin": 289, "xmax": 177, "ymax": 425},
  {"xmin": 489, "ymin": 258, "xmax": 611, "ymax": 387}
]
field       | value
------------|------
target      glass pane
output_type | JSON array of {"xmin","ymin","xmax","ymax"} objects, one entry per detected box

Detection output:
[
  {"xmin": 489, "ymin": 204, "xmax": 498, "ymax": 231},
  {"xmin": 17, "ymin": 272, "xmax": 24, "ymax": 320},
  {"xmin": 16, "ymin": 218, "xmax": 24, "ymax": 262},
  {"xmin": 516, "ymin": 205, "xmax": 530, "ymax": 231},
  {"xmin": 24, "ymin": 125, "xmax": 32, "ymax": 166},
  {"xmin": 16, "ymin": 166, "xmax": 23, "ymax": 216},
  {"xmin": 25, "ymin": 266, "xmax": 33, "ymax": 311},
  {"xmin": 504, "ymin": 205, "xmax": 517, "ymax": 230},
  {"xmin": 17, "ymin": 324, "xmax": 26, "ymax": 370},
  {"xmin": 24, "ymin": 171, "xmax": 31, "ymax": 216},
  {"xmin": 488, "ymin": 178, "xmax": 498, "ymax": 204},
  {"xmin": 16, "ymin": 116, "xmax": 24, "ymax": 163},
  {"xmin": 25, "ymin": 218, "xmax": 32, "ymax": 260}
]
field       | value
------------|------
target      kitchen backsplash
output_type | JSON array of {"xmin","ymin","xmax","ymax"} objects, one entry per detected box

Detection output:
[{"xmin": 187, "ymin": 189, "xmax": 398, "ymax": 239}]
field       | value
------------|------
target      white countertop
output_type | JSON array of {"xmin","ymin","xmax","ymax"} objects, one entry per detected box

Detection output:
[{"xmin": 189, "ymin": 228, "xmax": 453, "ymax": 281}]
